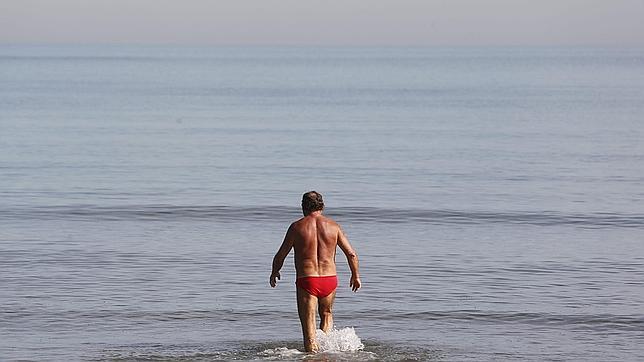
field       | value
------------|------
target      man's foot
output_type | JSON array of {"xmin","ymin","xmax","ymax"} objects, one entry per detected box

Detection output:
[{"xmin": 304, "ymin": 339, "xmax": 319, "ymax": 353}]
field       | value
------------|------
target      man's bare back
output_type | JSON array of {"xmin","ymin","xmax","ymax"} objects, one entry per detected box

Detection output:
[
  {"xmin": 270, "ymin": 191, "xmax": 361, "ymax": 353},
  {"xmin": 292, "ymin": 213, "xmax": 343, "ymax": 277}
]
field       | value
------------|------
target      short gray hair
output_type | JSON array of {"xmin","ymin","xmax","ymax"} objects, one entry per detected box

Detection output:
[{"xmin": 302, "ymin": 191, "xmax": 324, "ymax": 212}]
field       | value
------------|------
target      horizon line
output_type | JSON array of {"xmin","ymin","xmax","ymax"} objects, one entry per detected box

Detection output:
[{"xmin": 2, "ymin": 41, "xmax": 644, "ymax": 49}]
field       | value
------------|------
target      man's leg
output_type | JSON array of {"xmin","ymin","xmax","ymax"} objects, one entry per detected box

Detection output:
[
  {"xmin": 296, "ymin": 287, "xmax": 319, "ymax": 352},
  {"xmin": 318, "ymin": 290, "xmax": 336, "ymax": 333}
]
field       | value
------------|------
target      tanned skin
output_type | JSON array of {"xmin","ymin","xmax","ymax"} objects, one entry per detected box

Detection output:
[{"xmin": 270, "ymin": 208, "xmax": 361, "ymax": 353}]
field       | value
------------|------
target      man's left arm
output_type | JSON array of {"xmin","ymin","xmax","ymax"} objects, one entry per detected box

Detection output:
[{"xmin": 270, "ymin": 224, "xmax": 294, "ymax": 287}]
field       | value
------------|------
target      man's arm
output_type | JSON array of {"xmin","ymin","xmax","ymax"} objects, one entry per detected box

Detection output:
[
  {"xmin": 337, "ymin": 226, "xmax": 361, "ymax": 292},
  {"xmin": 270, "ymin": 224, "xmax": 295, "ymax": 287}
]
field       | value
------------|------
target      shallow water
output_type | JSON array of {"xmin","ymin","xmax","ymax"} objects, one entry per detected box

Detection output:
[{"xmin": 1, "ymin": 45, "xmax": 644, "ymax": 361}]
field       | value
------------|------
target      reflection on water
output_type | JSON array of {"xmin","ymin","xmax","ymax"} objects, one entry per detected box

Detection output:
[{"xmin": 99, "ymin": 339, "xmax": 443, "ymax": 361}]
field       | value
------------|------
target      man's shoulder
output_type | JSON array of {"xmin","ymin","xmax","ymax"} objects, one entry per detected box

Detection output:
[
  {"xmin": 289, "ymin": 217, "xmax": 307, "ymax": 231},
  {"xmin": 322, "ymin": 215, "xmax": 339, "ymax": 225},
  {"xmin": 291, "ymin": 215, "xmax": 339, "ymax": 227},
  {"xmin": 317, "ymin": 215, "xmax": 342, "ymax": 232},
  {"xmin": 291, "ymin": 217, "xmax": 305, "ymax": 226}
]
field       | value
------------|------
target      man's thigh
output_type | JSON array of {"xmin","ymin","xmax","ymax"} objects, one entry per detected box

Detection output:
[
  {"xmin": 318, "ymin": 290, "xmax": 336, "ymax": 312},
  {"xmin": 296, "ymin": 287, "xmax": 318, "ymax": 316}
]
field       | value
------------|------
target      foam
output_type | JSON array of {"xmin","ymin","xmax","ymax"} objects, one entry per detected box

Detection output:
[
  {"xmin": 258, "ymin": 346, "xmax": 304, "ymax": 359},
  {"xmin": 316, "ymin": 327, "xmax": 364, "ymax": 352},
  {"xmin": 258, "ymin": 327, "xmax": 364, "ymax": 358}
]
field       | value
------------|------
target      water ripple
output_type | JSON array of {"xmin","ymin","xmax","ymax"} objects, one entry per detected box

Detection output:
[
  {"xmin": 355, "ymin": 310, "xmax": 644, "ymax": 332},
  {"xmin": 2, "ymin": 205, "xmax": 643, "ymax": 228}
]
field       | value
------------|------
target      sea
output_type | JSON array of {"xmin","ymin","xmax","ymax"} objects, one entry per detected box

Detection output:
[{"xmin": 1, "ymin": 45, "xmax": 643, "ymax": 361}]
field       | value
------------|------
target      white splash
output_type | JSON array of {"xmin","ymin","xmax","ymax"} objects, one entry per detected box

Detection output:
[
  {"xmin": 258, "ymin": 327, "xmax": 364, "ymax": 359},
  {"xmin": 315, "ymin": 327, "xmax": 364, "ymax": 352}
]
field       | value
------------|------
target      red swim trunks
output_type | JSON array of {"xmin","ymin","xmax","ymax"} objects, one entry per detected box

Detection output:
[{"xmin": 296, "ymin": 275, "xmax": 338, "ymax": 298}]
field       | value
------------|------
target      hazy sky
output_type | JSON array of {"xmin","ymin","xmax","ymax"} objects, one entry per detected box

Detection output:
[{"xmin": 1, "ymin": 0, "xmax": 643, "ymax": 46}]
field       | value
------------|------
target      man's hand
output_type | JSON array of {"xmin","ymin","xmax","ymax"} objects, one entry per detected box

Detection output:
[
  {"xmin": 270, "ymin": 272, "xmax": 281, "ymax": 288},
  {"xmin": 350, "ymin": 274, "xmax": 361, "ymax": 292}
]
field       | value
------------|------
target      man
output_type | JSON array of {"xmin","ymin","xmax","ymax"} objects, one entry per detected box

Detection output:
[{"xmin": 270, "ymin": 191, "xmax": 361, "ymax": 353}]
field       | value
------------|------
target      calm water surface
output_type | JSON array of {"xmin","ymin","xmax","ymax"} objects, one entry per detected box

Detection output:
[{"xmin": 1, "ymin": 46, "xmax": 644, "ymax": 361}]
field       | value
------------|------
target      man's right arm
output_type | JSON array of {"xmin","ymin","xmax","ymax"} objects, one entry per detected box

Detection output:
[
  {"xmin": 270, "ymin": 224, "xmax": 294, "ymax": 288},
  {"xmin": 337, "ymin": 226, "xmax": 361, "ymax": 292}
]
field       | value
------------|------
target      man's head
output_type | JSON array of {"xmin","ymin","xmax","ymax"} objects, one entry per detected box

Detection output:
[{"xmin": 302, "ymin": 191, "xmax": 324, "ymax": 215}]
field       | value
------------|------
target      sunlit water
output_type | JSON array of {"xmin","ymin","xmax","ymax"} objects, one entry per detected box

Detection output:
[{"xmin": 1, "ymin": 45, "xmax": 644, "ymax": 361}]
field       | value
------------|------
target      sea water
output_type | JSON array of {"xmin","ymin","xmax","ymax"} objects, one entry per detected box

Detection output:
[{"xmin": 1, "ymin": 45, "xmax": 644, "ymax": 361}]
